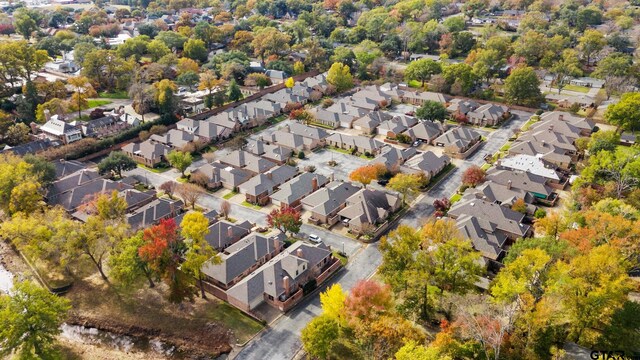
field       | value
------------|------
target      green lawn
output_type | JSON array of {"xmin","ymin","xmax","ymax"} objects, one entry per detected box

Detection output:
[
  {"xmin": 204, "ymin": 302, "xmax": 264, "ymax": 344},
  {"xmin": 327, "ymin": 146, "xmax": 373, "ymax": 160},
  {"xmin": 223, "ymin": 191, "xmax": 238, "ymax": 199},
  {"xmin": 450, "ymin": 193, "xmax": 462, "ymax": 203},
  {"xmin": 408, "ymin": 79, "xmax": 424, "ymax": 88},
  {"xmin": 552, "ymin": 84, "xmax": 591, "ymax": 93},
  {"xmin": 137, "ymin": 163, "xmax": 170, "ymax": 173},
  {"xmin": 481, "ymin": 163, "xmax": 491, "ymax": 171},
  {"xmin": 309, "ymin": 121, "xmax": 337, "ymax": 130},
  {"xmin": 241, "ymin": 200, "xmax": 262, "ymax": 209},
  {"xmin": 97, "ymin": 90, "xmax": 129, "ymax": 99},
  {"xmin": 333, "ymin": 251, "xmax": 348, "ymax": 266},
  {"xmin": 176, "ymin": 176, "xmax": 189, "ymax": 183},
  {"xmin": 85, "ymin": 99, "xmax": 113, "ymax": 109},
  {"xmin": 500, "ymin": 143, "xmax": 511, "ymax": 152},
  {"xmin": 521, "ymin": 117, "xmax": 539, "ymax": 131}
]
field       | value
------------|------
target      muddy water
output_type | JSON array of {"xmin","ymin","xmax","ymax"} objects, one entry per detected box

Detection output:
[
  {"xmin": 0, "ymin": 263, "xmax": 14, "ymax": 293},
  {"xmin": 60, "ymin": 323, "xmax": 179, "ymax": 358}
]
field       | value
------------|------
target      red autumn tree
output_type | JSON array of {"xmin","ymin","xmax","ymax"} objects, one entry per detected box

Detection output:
[
  {"xmin": 267, "ymin": 205, "xmax": 302, "ymax": 236},
  {"xmin": 138, "ymin": 218, "xmax": 193, "ymax": 303},
  {"xmin": 344, "ymin": 280, "xmax": 393, "ymax": 324},
  {"xmin": 462, "ymin": 165, "xmax": 486, "ymax": 187},
  {"xmin": 138, "ymin": 218, "xmax": 180, "ymax": 269}
]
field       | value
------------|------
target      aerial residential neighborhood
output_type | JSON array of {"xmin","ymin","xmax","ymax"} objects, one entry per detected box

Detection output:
[{"xmin": 0, "ymin": 0, "xmax": 638, "ymax": 359}]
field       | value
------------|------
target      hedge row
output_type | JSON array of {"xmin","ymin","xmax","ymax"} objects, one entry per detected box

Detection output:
[{"xmin": 45, "ymin": 114, "xmax": 178, "ymax": 161}]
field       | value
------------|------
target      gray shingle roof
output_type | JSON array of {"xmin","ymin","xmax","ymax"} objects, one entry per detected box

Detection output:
[
  {"xmin": 270, "ymin": 173, "xmax": 329, "ymax": 205},
  {"xmin": 300, "ymin": 181, "xmax": 361, "ymax": 216},
  {"xmin": 448, "ymin": 198, "xmax": 530, "ymax": 238}
]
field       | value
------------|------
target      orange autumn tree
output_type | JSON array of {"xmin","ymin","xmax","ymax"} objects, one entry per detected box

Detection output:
[{"xmin": 349, "ymin": 163, "xmax": 387, "ymax": 187}]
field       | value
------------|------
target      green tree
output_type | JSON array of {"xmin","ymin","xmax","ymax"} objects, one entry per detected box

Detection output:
[
  {"xmin": 550, "ymin": 49, "xmax": 583, "ymax": 94},
  {"xmin": 0, "ymin": 281, "xmax": 70, "ymax": 359},
  {"xmin": 301, "ymin": 314, "xmax": 341, "ymax": 359},
  {"xmin": 579, "ymin": 148, "xmax": 640, "ymax": 198},
  {"xmin": 15, "ymin": 81, "xmax": 39, "ymax": 123},
  {"xmin": 23, "ymin": 154, "xmax": 56, "ymax": 185},
  {"xmin": 226, "ymin": 79, "xmax": 243, "ymax": 102},
  {"xmin": 396, "ymin": 341, "xmax": 447, "ymax": 360},
  {"xmin": 109, "ymin": 231, "xmax": 157, "ymax": 287},
  {"xmin": 405, "ymin": 58, "xmax": 442, "ymax": 87},
  {"xmin": 180, "ymin": 211, "xmax": 219, "ymax": 299},
  {"xmin": 167, "ymin": 150, "xmax": 193, "ymax": 177},
  {"xmin": 98, "ymin": 152, "xmax": 137, "ymax": 178},
  {"xmin": 604, "ymin": 92, "xmax": 640, "ymax": 132},
  {"xmin": 36, "ymin": 98, "xmax": 68, "ymax": 123},
  {"xmin": 14, "ymin": 8, "xmax": 42, "ymax": 39},
  {"xmin": 327, "ymin": 62, "xmax": 354, "ymax": 92},
  {"xmin": 146, "ymin": 39, "xmax": 171, "ymax": 62},
  {"xmin": 491, "ymin": 248, "xmax": 552, "ymax": 305},
  {"xmin": 504, "ymin": 66, "xmax": 542, "ymax": 107},
  {"xmin": 176, "ymin": 71, "xmax": 200, "ymax": 91},
  {"xmin": 416, "ymin": 100, "xmax": 447, "ymax": 122},
  {"xmin": 117, "ymin": 35, "xmax": 150, "ymax": 61},
  {"xmin": 156, "ymin": 30, "xmax": 187, "ymax": 50},
  {"xmin": 183, "ymin": 38, "xmax": 208, "ymax": 63},
  {"xmin": 578, "ymin": 29, "xmax": 605, "ymax": 65},
  {"xmin": 5, "ymin": 123, "xmax": 31, "ymax": 146}
]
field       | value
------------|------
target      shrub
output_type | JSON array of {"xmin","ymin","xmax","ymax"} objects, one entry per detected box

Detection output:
[
  {"xmin": 298, "ymin": 151, "xmax": 306, "ymax": 159},
  {"xmin": 534, "ymin": 209, "xmax": 547, "ymax": 219}
]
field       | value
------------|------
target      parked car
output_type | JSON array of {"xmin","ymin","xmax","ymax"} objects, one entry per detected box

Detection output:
[
  {"xmin": 412, "ymin": 140, "xmax": 421, "ymax": 147},
  {"xmin": 405, "ymin": 111, "xmax": 415, "ymax": 116},
  {"xmin": 308, "ymin": 234, "xmax": 322, "ymax": 243}
]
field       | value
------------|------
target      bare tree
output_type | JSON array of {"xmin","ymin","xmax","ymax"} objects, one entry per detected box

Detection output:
[
  {"xmin": 220, "ymin": 200, "xmax": 231, "ymax": 220},
  {"xmin": 202, "ymin": 152, "xmax": 216, "ymax": 163},
  {"xmin": 190, "ymin": 171, "xmax": 209, "ymax": 188},
  {"xmin": 128, "ymin": 81, "xmax": 156, "ymax": 122},
  {"xmin": 159, "ymin": 181, "xmax": 176, "ymax": 199},
  {"xmin": 176, "ymin": 183, "xmax": 206, "ymax": 209},
  {"xmin": 452, "ymin": 294, "xmax": 516, "ymax": 360}
]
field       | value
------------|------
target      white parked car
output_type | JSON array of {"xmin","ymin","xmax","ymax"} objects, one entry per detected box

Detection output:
[{"xmin": 308, "ymin": 234, "xmax": 322, "ymax": 243}]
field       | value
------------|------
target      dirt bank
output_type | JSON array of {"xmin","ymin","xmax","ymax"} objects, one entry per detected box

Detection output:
[{"xmin": 66, "ymin": 314, "xmax": 232, "ymax": 359}]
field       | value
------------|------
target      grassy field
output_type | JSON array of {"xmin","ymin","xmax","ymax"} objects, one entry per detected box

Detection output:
[
  {"xmin": 450, "ymin": 193, "xmax": 462, "ymax": 203},
  {"xmin": 137, "ymin": 163, "xmax": 170, "ymax": 173},
  {"xmin": 223, "ymin": 191, "xmax": 237, "ymax": 199},
  {"xmin": 98, "ymin": 91, "xmax": 129, "ymax": 99},
  {"xmin": 552, "ymin": 84, "xmax": 591, "ymax": 93},
  {"xmin": 85, "ymin": 99, "xmax": 113, "ymax": 109},
  {"xmin": 241, "ymin": 200, "xmax": 262, "ymax": 209}
]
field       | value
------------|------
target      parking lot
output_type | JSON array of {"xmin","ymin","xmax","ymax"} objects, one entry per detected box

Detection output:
[{"xmin": 296, "ymin": 148, "xmax": 369, "ymax": 182}]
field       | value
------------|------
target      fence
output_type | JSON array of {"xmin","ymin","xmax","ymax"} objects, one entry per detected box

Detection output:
[{"xmin": 191, "ymin": 70, "xmax": 320, "ymax": 121}]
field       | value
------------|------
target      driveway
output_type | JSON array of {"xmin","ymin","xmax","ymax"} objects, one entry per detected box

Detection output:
[{"xmin": 299, "ymin": 224, "xmax": 362, "ymax": 257}]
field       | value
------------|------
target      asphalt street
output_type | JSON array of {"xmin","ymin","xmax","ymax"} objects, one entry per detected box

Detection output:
[
  {"xmin": 401, "ymin": 110, "xmax": 531, "ymax": 228},
  {"xmin": 234, "ymin": 242, "xmax": 382, "ymax": 360}
]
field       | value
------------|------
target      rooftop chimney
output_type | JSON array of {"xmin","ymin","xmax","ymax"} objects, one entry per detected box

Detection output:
[
  {"xmin": 227, "ymin": 226, "xmax": 233, "ymax": 238},
  {"xmin": 558, "ymin": 114, "xmax": 564, "ymax": 121},
  {"xmin": 507, "ymin": 180, "xmax": 512, "ymax": 190},
  {"xmin": 273, "ymin": 236, "xmax": 281, "ymax": 255},
  {"xmin": 296, "ymin": 248, "xmax": 304, "ymax": 258},
  {"xmin": 283, "ymin": 276, "xmax": 290, "ymax": 296},
  {"xmin": 311, "ymin": 177, "xmax": 318, "ymax": 191}
]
